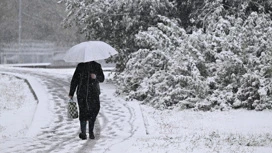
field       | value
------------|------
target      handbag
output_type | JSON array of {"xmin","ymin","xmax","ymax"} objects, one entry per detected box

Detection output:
[{"xmin": 67, "ymin": 99, "xmax": 79, "ymax": 119}]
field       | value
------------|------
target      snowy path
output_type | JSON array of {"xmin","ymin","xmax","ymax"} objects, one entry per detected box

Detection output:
[
  {"xmin": 0, "ymin": 67, "xmax": 145, "ymax": 153},
  {"xmin": 2, "ymin": 67, "xmax": 272, "ymax": 153}
]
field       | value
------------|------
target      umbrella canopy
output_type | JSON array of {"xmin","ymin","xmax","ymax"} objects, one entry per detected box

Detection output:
[{"xmin": 63, "ymin": 41, "xmax": 118, "ymax": 63}]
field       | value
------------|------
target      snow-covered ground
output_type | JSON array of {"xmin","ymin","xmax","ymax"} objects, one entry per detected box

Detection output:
[
  {"xmin": 0, "ymin": 73, "xmax": 37, "ymax": 138},
  {"xmin": 0, "ymin": 65, "xmax": 272, "ymax": 153}
]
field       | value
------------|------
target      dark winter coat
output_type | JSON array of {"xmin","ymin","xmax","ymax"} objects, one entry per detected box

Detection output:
[{"xmin": 69, "ymin": 61, "xmax": 105, "ymax": 121}]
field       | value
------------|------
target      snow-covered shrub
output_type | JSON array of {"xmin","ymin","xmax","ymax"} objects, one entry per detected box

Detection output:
[
  {"xmin": 231, "ymin": 12, "xmax": 272, "ymax": 110},
  {"xmin": 117, "ymin": 10, "xmax": 272, "ymax": 111},
  {"xmin": 116, "ymin": 16, "xmax": 209, "ymax": 109},
  {"xmin": 116, "ymin": 3, "xmax": 272, "ymax": 111},
  {"xmin": 236, "ymin": 74, "xmax": 261, "ymax": 109},
  {"xmin": 201, "ymin": 11, "xmax": 272, "ymax": 111}
]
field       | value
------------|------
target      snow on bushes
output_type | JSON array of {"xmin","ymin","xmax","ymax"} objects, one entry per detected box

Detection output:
[
  {"xmin": 116, "ymin": 11, "xmax": 272, "ymax": 111},
  {"xmin": 116, "ymin": 16, "xmax": 209, "ymax": 109}
]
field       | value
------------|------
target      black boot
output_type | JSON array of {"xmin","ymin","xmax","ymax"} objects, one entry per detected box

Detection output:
[
  {"xmin": 89, "ymin": 132, "xmax": 95, "ymax": 139},
  {"xmin": 79, "ymin": 133, "xmax": 87, "ymax": 140}
]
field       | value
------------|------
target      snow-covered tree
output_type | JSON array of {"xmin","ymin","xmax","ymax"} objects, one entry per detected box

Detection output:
[{"xmin": 62, "ymin": 0, "xmax": 176, "ymax": 71}]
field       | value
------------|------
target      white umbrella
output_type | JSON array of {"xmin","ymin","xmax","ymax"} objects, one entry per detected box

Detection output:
[{"xmin": 63, "ymin": 41, "xmax": 118, "ymax": 63}]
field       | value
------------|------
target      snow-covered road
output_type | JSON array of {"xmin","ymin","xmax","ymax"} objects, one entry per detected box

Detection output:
[{"xmin": 0, "ymin": 67, "xmax": 146, "ymax": 153}]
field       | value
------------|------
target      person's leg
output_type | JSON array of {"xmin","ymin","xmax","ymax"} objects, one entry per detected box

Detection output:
[
  {"xmin": 77, "ymin": 96, "xmax": 88, "ymax": 140},
  {"xmin": 79, "ymin": 120, "xmax": 87, "ymax": 140},
  {"xmin": 80, "ymin": 120, "xmax": 87, "ymax": 134},
  {"xmin": 88, "ymin": 118, "xmax": 95, "ymax": 139},
  {"xmin": 89, "ymin": 97, "xmax": 100, "ymax": 139}
]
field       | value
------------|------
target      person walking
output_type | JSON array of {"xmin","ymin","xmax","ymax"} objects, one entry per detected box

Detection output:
[{"xmin": 68, "ymin": 61, "xmax": 105, "ymax": 140}]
